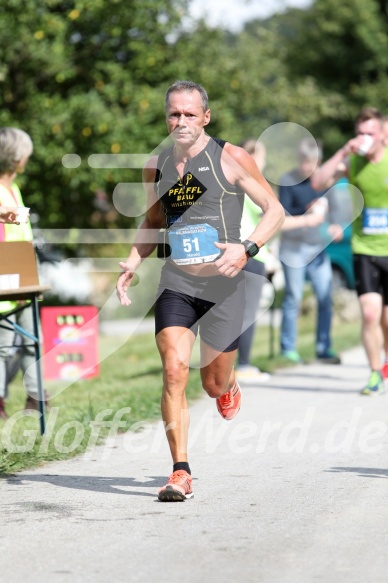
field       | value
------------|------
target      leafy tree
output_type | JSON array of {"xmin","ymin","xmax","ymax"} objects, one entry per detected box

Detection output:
[
  {"xmin": 281, "ymin": 0, "xmax": 388, "ymax": 151},
  {"xmin": 0, "ymin": 0, "xmax": 188, "ymax": 231},
  {"xmin": 2, "ymin": 0, "xmax": 387, "ymax": 235}
]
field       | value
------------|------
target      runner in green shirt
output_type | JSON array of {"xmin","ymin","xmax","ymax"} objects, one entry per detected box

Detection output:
[{"xmin": 312, "ymin": 107, "xmax": 388, "ymax": 395}]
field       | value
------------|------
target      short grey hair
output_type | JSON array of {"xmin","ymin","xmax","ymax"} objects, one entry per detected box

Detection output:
[
  {"xmin": 0, "ymin": 127, "xmax": 33, "ymax": 175},
  {"xmin": 165, "ymin": 80, "xmax": 209, "ymax": 112},
  {"xmin": 298, "ymin": 137, "xmax": 322, "ymax": 161}
]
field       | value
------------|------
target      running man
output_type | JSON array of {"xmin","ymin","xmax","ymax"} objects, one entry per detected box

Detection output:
[
  {"xmin": 117, "ymin": 81, "xmax": 284, "ymax": 501},
  {"xmin": 312, "ymin": 107, "xmax": 388, "ymax": 394}
]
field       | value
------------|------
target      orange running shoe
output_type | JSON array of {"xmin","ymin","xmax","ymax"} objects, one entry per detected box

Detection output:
[
  {"xmin": 158, "ymin": 470, "xmax": 193, "ymax": 502},
  {"xmin": 382, "ymin": 362, "xmax": 388, "ymax": 379},
  {"xmin": 216, "ymin": 381, "xmax": 241, "ymax": 421}
]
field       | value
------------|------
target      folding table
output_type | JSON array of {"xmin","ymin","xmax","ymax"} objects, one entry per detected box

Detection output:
[{"xmin": 0, "ymin": 241, "xmax": 50, "ymax": 434}]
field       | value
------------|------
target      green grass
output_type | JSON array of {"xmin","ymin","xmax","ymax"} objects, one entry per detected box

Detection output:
[
  {"xmin": 0, "ymin": 313, "xmax": 361, "ymax": 474},
  {"xmin": 249, "ymin": 312, "xmax": 361, "ymax": 373}
]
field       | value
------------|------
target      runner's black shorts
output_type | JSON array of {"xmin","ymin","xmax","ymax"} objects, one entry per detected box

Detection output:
[
  {"xmin": 353, "ymin": 254, "xmax": 388, "ymax": 304},
  {"xmin": 155, "ymin": 263, "xmax": 245, "ymax": 352}
]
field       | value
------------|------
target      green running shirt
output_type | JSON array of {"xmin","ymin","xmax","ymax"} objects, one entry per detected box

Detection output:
[{"xmin": 349, "ymin": 149, "xmax": 388, "ymax": 256}]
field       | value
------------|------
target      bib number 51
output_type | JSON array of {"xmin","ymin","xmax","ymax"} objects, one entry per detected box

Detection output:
[{"xmin": 183, "ymin": 237, "xmax": 199, "ymax": 253}]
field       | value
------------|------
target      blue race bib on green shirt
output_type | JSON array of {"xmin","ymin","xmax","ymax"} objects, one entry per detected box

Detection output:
[{"xmin": 362, "ymin": 208, "xmax": 388, "ymax": 234}]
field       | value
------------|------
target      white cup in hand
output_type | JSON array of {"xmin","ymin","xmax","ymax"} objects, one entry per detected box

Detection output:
[
  {"xmin": 357, "ymin": 135, "xmax": 373, "ymax": 156},
  {"xmin": 310, "ymin": 196, "xmax": 328, "ymax": 217},
  {"xmin": 16, "ymin": 206, "xmax": 30, "ymax": 223}
]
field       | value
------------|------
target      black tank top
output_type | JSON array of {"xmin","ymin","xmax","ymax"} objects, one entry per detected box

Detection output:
[{"xmin": 155, "ymin": 137, "xmax": 244, "ymax": 244}]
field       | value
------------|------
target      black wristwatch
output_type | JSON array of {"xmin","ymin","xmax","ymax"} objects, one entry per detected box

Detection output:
[{"xmin": 242, "ymin": 239, "xmax": 260, "ymax": 258}]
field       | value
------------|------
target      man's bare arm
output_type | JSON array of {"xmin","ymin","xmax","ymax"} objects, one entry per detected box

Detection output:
[
  {"xmin": 117, "ymin": 157, "xmax": 166, "ymax": 305},
  {"xmin": 310, "ymin": 131, "xmax": 373, "ymax": 191},
  {"xmin": 311, "ymin": 148, "xmax": 349, "ymax": 191}
]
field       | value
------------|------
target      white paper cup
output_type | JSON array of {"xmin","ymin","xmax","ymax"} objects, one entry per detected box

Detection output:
[
  {"xmin": 16, "ymin": 206, "xmax": 30, "ymax": 223},
  {"xmin": 357, "ymin": 135, "xmax": 373, "ymax": 156},
  {"xmin": 0, "ymin": 273, "xmax": 20, "ymax": 290},
  {"xmin": 310, "ymin": 196, "xmax": 328, "ymax": 216}
]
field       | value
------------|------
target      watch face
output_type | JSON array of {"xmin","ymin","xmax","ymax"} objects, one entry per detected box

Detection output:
[{"xmin": 243, "ymin": 240, "xmax": 259, "ymax": 257}]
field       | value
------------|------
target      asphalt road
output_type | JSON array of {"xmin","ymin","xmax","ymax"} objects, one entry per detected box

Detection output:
[{"xmin": 1, "ymin": 346, "xmax": 388, "ymax": 583}]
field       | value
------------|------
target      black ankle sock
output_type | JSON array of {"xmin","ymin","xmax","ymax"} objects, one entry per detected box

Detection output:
[{"xmin": 173, "ymin": 462, "xmax": 191, "ymax": 475}]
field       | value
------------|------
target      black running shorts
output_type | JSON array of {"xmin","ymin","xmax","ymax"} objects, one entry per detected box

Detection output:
[
  {"xmin": 154, "ymin": 264, "xmax": 245, "ymax": 352},
  {"xmin": 353, "ymin": 254, "xmax": 388, "ymax": 304}
]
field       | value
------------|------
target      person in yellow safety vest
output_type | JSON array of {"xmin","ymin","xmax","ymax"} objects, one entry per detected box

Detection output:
[{"xmin": 0, "ymin": 127, "xmax": 45, "ymax": 419}]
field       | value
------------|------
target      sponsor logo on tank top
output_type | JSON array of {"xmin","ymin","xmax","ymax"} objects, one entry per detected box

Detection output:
[{"xmin": 163, "ymin": 173, "xmax": 207, "ymax": 208}]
